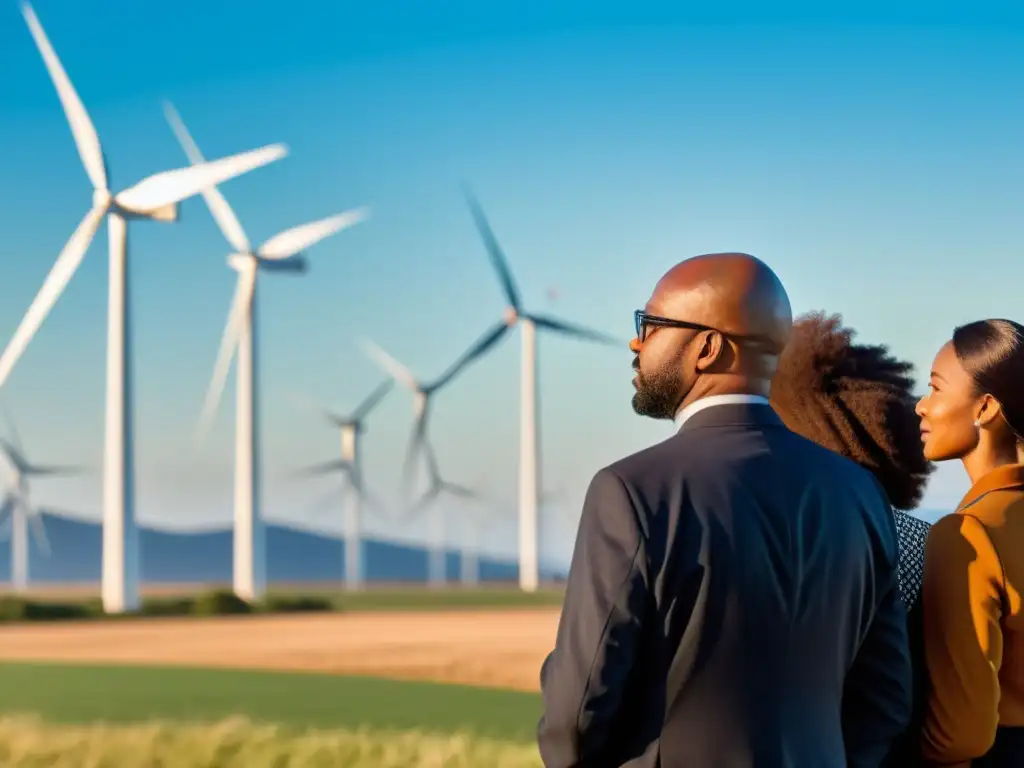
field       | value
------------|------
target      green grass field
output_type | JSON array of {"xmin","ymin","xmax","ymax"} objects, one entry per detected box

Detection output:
[
  {"xmin": 318, "ymin": 586, "xmax": 564, "ymax": 612},
  {"xmin": 0, "ymin": 663, "xmax": 545, "ymax": 766},
  {"xmin": 0, "ymin": 663, "xmax": 541, "ymax": 739}
]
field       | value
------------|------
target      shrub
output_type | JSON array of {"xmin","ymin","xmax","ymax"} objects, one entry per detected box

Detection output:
[
  {"xmin": 138, "ymin": 596, "xmax": 195, "ymax": 617},
  {"xmin": 259, "ymin": 594, "xmax": 334, "ymax": 613},
  {"xmin": 191, "ymin": 589, "xmax": 253, "ymax": 616},
  {"xmin": 0, "ymin": 597, "xmax": 95, "ymax": 623}
]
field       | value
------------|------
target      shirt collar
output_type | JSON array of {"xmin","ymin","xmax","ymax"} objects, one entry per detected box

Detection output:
[
  {"xmin": 674, "ymin": 394, "xmax": 772, "ymax": 431},
  {"xmin": 957, "ymin": 463, "xmax": 1024, "ymax": 512}
]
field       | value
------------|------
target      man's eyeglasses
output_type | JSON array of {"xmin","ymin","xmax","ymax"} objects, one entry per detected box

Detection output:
[
  {"xmin": 634, "ymin": 310, "xmax": 717, "ymax": 344},
  {"xmin": 634, "ymin": 309, "xmax": 776, "ymax": 349}
]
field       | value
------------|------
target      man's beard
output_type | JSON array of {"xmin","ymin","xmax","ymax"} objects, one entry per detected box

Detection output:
[{"xmin": 631, "ymin": 360, "xmax": 683, "ymax": 420}]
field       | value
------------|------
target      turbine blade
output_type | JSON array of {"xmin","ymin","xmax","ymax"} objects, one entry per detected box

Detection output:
[
  {"xmin": 528, "ymin": 313, "xmax": 620, "ymax": 345},
  {"xmin": 421, "ymin": 434, "xmax": 440, "ymax": 482},
  {"xmin": 299, "ymin": 459, "xmax": 347, "ymax": 476},
  {"xmin": 21, "ymin": 3, "xmax": 107, "ymax": 192},
  {"xmin": 196, "ymin": 265, "xmax": 256, "ymax": 439},
  {"xmin": 24, "ymin": 463, "xmax": 81, "ymax": 477},
  {"xmin": 0, "ymin": 204, "xmax": 105, "ymax": 391},
  {"xmin": 427, "ymin": 321, "xmax": 509, "ymax": 391},
  {"xmin": 28, "ymin": 509, "xmax": 51, "ymax": 558},
  {"xmin": 462, "ymin": 185, "xmax": 522, "ymax": 310},
  {"xmin": 285, "ymin": 391, "xmax": 345, "ymax": 426},
  {"xmin": 442, "ymin": 481, "xmax": 477, "ymax": 499},
  {"xmin": 257, "ymin": 208, "xmax": 369, "ymax": 260},
  {"xmin": 162, "ymin": 100, "xmax": 251, "ymax": 252},
  {"xmin": 351, "ymin": 380, "xmax": 393, "ymax": 421},
  {"xmin": 356, "ymin": 483, "xmax": 386, "ymax": 514},
  {"xmin": 406, "ymin": 488, "xmax": 438, "ymax": 519},
  {"xmin": 401, "ymin": 409, "xmax": 431, "ymax": 494},
  {"xmin": 116, "ymin": 144, "xmax": 288, "ymax": 214},
  {"xmin": 359, "ymin": 339, "xmax": 419, "ymax": 392},
  {"xmin": 2, "ymin": 408, "xmax": 24, "ymax": 456},
  {"xmin": 0, "ymin": 493, "xmax": 14, "ymax": 522}
]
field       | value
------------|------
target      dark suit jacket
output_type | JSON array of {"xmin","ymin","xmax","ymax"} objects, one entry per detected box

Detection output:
[{"xmin": 537, "ymin": 402, "xmax": 913, "ymax": 768}]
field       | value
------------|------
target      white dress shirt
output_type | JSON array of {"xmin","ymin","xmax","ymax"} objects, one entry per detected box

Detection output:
[{"xmin": 673, "ymin": 394, "xmax": 771, "ymax": 430}]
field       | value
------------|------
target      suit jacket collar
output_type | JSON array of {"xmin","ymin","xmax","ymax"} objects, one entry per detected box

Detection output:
[
  {"xmin": 677, "ymin": 401, "xmax": 783, "ymax": 434},
  {"xmin": 957, "ymin": 463, "xmax": 1024, "ymax": 511}
]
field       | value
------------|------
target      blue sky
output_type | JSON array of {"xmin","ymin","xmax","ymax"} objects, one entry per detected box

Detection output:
[{"xmin": 1, "ymin": 0, "xmax": 1023, "ymax": 568}]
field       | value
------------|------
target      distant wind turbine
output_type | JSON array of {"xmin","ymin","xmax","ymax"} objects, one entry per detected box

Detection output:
[
  {"xmin": 458, "ymin": 481, "xmax": 508, "ymax": 588},
  {"xmin": 295, "ymin": 379, "xmax": 393, "ymax": 590},
  {"xmin": 4, "ymin": 3, "xmax": 288, "ymax": 613},
  {"xmin": 360, "ymin": 340, "xmax": 475, "ymax": 495},
  {"xmin": 462, "ymin": 483, "xmax": 562, "ymax": 588},
  {"xmin": 448, "ymin": 186, "xmax": 619, "ymax": 592},
  {"xmin": 407, "ymin": 439, "xmax": 477, "ymax": 589},
  {"xmin": 0, "ymin": 413, "xmax": 82, "ymax": 592},
  {"xmin": 164, "ymin": 102, "xmax": 368, "ymax": 602}
]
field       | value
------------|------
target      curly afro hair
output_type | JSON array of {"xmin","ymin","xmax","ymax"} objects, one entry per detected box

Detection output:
[{"xmin": 769, "ymin": 311, "xmax": 933, "ymax": 510}]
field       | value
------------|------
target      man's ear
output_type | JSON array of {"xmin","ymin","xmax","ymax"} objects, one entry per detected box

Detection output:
[{"xmin": 694, "ymin": 331, "xmax": 726, "ymax": 372}]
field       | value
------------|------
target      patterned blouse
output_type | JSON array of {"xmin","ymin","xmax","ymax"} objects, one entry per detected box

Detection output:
[{"xmin": 893, "ymin": 509, "xmax": 930, "ymax": 610}]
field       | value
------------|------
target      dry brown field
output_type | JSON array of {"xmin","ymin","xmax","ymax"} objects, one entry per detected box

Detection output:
[{"xmin": 0, "ymin": 607, "xmax": 562, "ymax": 692}]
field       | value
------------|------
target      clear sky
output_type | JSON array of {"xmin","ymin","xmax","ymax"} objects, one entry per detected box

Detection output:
[{"xmin": 1, "ymin": 0, "xmax": 1023, "ymax": 570}]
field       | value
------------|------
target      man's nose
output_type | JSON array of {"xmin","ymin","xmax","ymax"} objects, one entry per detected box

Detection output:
[{"xmin": 629, "ymin": 338, "xmax": 641, "ymax": 353}]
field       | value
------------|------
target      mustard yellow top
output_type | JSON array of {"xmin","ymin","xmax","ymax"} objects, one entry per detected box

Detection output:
[{"xmin": 921, "ymin": 464, "xmax": 1024, "ymax": 766}]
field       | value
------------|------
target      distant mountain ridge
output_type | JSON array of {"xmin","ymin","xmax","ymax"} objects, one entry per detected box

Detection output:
[{"xmin": 0, "ymin": 511, "xmax": 564, "ymax": 585}]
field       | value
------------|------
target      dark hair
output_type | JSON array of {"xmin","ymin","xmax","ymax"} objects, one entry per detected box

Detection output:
[
  {"xmin": 770, "ymin": 311, "xmax": 933, "ymax": 510},
  {"xmin": 952, "ymin": 318, "xmax": 1024, "ymax": 440}
]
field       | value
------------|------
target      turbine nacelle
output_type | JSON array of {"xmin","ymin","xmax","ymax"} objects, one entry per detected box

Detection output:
[
  {"xmin": 96, "ymin": 188, "xmax": 179, "ymax": 222},
  {"xmin": 502, "ymin": 306, "xmax": 519, "ymax": 326}
]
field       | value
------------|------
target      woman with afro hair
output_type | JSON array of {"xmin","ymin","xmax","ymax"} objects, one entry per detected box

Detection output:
[{"xmin": 770, "ymin": 311, "xmax": 933, "ymax": 766}]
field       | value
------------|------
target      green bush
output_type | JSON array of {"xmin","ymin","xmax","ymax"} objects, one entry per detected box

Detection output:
[
  {"xmin": 259, "ymin": 594, "xmax": 334, "ymax": 613},
  {"xmin": 0, "ymin": 597, "xmax": 96, "ymax": 622},
  {"xmin": 0, "ymin": 589, "xmax": 340, "ymax": 622},
  {"xmin": 191, "ymin": 589, "xmax": 253, "ymax": 616},
  {"xmin": 138, "ymin": 596, "xmax": 195, "ymax": 617}
]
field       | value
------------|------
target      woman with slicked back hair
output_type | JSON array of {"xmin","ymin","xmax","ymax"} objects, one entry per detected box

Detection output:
[
  {"xmin": 770, "ymin": 311, "xmax": 934, "ymax": 766},
  {"xmin": 915, "ymin": 318, "xmax": 1024, "ymax": 767}
]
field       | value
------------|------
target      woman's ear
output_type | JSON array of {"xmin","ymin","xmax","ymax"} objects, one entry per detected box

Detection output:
[{"xmin": 976, "ymin": 393, "xmax": 1005, "ymax": 429}]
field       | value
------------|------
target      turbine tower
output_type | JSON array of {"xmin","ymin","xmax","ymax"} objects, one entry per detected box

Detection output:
[
  {"xmin": 3, "ymin": 3, "xmax": 288, "ymax": 613},
  {"xmin": 164, "ymin": 103, "xmax": 369, "ymax": 602},
  {"xmin": 407, "ymin": 439, "xmax": 477, "ymax": 588},
  {"xmin": 0, "ymin": 415, "xmax": 81, "ymax": 592},
  {"xmin": 459, "ymin": 483, "xmax": 506, "ymax": 588},
  {"xmin": 297, "ymin": 379, "xmax": 393, "ymax": 590},
  {"xmin": 450, "ymin": 187, "xmax": 619, "ymax": 592}
]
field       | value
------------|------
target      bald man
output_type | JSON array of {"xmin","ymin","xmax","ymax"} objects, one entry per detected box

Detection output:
[{"xmin": 537, "ymin": 254, "xmax": 912, "ymax": 767}]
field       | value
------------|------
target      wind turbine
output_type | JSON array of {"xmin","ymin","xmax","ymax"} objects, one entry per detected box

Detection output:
[
  {"xmin": 462, "ymin": 484, "xmax": 561, "ymax": 588},
  {"xmin": 164, "ymin": 104, "xmax": 369, "ymax": 603},
  {"xmin": 458, "ymin": 482, "xmax": 508, "ymax": 588},
  {"xmin": 5, "ymin": 3, "xmax": 288, "ymax": 614},
  {"xmin": 360, "ymin": 340, "xmax": 475, "ymax": 495},
  {"xmin": 296, "ymin": 379, "xmax": 393, "ymax": 590},
  {"xmin": 0, "ymin": 413, "xmax": 81, "ymax": 592},
  {"xmin": 407, "ymin": 439, "xmax": 477, "ymax": 589},
  {"xmin": 447, "ymin": 187, "xmax": 619, "ymax": 592}
]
